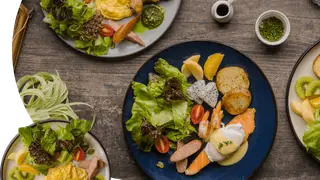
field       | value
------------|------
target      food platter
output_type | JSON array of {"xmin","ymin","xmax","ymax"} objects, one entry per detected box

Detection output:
[
  {"xmin": 286, "ymin": 40, "xmax": 320, "ymax": 162},
  {"xmin": 122, "ymin": 41, "xmax": 277, "ymax": 179},
  {"xmin": 41, "ymin": 0, "xmax": 181, "ymax": 58},
  {"xmin": 1, "ymin": 120, "xmax": 111, "ymax": 180}
]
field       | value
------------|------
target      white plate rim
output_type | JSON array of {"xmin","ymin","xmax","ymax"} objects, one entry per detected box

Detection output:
[
  {"xmin": 0, "ymin": 119, "xmax": 112, "ymax": 180},
  {"xmin": 285, "ymin": 40, "xmax": 320, "ymax": 163}
]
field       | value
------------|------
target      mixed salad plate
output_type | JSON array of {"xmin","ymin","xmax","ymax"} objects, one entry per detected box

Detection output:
[
  {"xmin": 40, "ymin": 0, "xmax": 181, "ymax": 58},
  {"xmin": 1, "ymin": 120, "xmax": 110, "ymax": 180},
  {"xmin": 286, "ymin": 40, "xmax": 320, "ymax": 162},
  {"xmin": 122, "ymin": 41, "xmax": 277, "ymax": 179}
]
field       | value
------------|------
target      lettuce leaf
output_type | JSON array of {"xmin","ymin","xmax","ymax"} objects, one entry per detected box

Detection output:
[
  {"xmin": 92, "ymin": 37, "xmax": 111, "ymax": 56},
  {"xmin": 151, "ymin": 109, "xmax": 173, "ymax": 127},
  {"xmin": 126, "ymin": 59, "xmax": 196, "ymax": 151},
  {"xmin": 18, "ymin": 127, "xmax": 33, "ymax": 147},
  {"xmin": 40, "ymin": 129, "xmax": 57, "ymax": 156},
  {"xmin": 57, "ymin": 150, "xmax": 73, "ymax": 164},
  {"xmin": 172, "ymin": 101, "xmax": 188, "ymax": 128},
  {"xmin": 303, "ymin": 121, "xmax": 320, "ymax": 156},
  {"xmin": 66, "ymin": 119, "xmax": 92, "ymax": 134},
  {"xmin": 147, "ymin": 73, "xmax": 165, "ymax": 98},
  {"xmin": 40, "ymin": 0, "xmax": 52, "ymax": 10},
  {"xmin": 56, "ymin": 125, "xmax": 74, "ymax": 141},
  {"xmin": 154, "ymin": 58, "xmax": 188, "ymax": 84},
  {"xmin": 43, "ymin": 14, "xmax": 69, "ymax": 36}
]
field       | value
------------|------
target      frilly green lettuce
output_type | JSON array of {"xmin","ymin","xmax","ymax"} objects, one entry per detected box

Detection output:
[
  {"xmin": 303, "ymin": 121, "xmax": 320, "ymax": 156},
  {"xmin": 126, "ymin": 59, "xmax": 196, "ymax": 152}
]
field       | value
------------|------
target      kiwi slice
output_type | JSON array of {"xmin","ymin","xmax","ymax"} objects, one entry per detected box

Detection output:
[
  {"xmin": 8, "ymin": 167, "xmax": 34, "ymax": 180},
  {"xmin": 295, "ymin": 76, "xmax": 314, "ymax": 100},
  {"xmin": 306, "ymin": 80, "xmax": 320, "ymax": 98},
  {"xmin": 314, "ymin": 109, "xmax": 320, "ymax": 121}
]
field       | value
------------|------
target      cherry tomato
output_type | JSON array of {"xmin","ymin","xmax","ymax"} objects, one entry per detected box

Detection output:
[
  {"xmin": 99, "ymin": 24, "xmax": 115, "ymax": 37},
  {"xmin": 155, "ymin": 135, "xmax": 169, "ymax": 154},
  {"xmin": 73, "ymin": 147, "xmax": 86, "ymax": 161},
  {"xmin": 55, "ymin": 152, "xmax": 61, "ymax": 160},
  {"xmin": 85, "ymin": 0, "xmax": 93, "ymax": 3},
  {"xmin": 191, "ymin": 105, "xmax": 204, "ymax": 124}
]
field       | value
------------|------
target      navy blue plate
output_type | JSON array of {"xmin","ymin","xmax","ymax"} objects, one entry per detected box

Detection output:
[{"xmin": 122, "ymin": 41, "xmax": 277, "ymax": 180}]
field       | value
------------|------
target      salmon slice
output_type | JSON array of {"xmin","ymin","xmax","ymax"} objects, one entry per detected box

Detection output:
[
  {"xmin": 108, "ymin": 20, "xmax": 145, "ymax": 46},
  {"xmin": 176, "ymin": 141, "xmax": 188, "ymax": 173},
  {"xmin": 170, "ymin": 140, "xmax": 202, "ymax": 162},
  {"xmin": 185, "ymin": 108, "xmax": 256, "ymax": 175},
  {"xmin": 227, "ymin": 108, "xmax": 256, "ymax": 142},
  {"xmin": 185, "ymin": 150, "xmax": 210, "ymax": 176}
]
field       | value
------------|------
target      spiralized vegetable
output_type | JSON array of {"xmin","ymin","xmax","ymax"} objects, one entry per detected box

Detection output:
[{"xmin": 17, "ymin": 71, "xmax": 95, "ymax": 128}]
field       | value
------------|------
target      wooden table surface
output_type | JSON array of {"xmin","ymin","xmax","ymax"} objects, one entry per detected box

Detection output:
[{"xmin": 16, "ymin": 0, "xmax": 320, "ymax": 179}]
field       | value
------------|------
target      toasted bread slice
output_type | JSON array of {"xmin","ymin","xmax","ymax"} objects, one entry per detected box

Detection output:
[
  {"xmin": 216, "ymin": 67, "xmax": 250, "ymax": 95},
  {"xmin": 313, "ymin": 54, "xmax": 320, "ymax": 78},
  {"xmin": 222, "ymin": 88, "xmax": 252, "ymax": 115}
]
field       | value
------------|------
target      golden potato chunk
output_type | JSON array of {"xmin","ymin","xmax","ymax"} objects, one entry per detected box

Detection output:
[
  {"xmin": 222, "ymin": 88, "xmax": 252, "ymax": 115},
  {"xmin": 216, "ymin": 67, "xmax": 250, "ymax": 95},
  {"xmin": 313, "ymin": 54, "xmax": 320, "ymax": 79}
]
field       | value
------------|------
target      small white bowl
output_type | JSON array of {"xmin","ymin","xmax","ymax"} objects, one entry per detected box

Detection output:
[{"xmin": 255, "ymin": 10, "xmax": 291, "ymax": 46}]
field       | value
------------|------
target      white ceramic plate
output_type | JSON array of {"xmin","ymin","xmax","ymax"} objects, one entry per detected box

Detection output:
[
  {"xmin": 1, "ymin": 120, "xmax": 111, "ymax": 179},
  {"xmin": 286, "ymin": 41, "xmax": 320, "ymax": 162},
  {"xmin": 42, "ymin": 0, "xmax": 181, "ymax": 58}
]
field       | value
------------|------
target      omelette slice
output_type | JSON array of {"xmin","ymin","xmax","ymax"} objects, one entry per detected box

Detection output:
[{"xmin": 96, "ymin": 0, "xmax": 133, "ymax": 20}]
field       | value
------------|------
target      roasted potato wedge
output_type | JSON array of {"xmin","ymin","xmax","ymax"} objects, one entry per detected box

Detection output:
[
  {"xmin": 313, "ymin": 54, "xmax": 320, "ymax": 79},
  {"xmin": 222, "ymin": 88, "xmax": 252, "ymax": 115},
  {"xmin": 216, "ymin": 67, "xmax": 250, "ymax": 95}
]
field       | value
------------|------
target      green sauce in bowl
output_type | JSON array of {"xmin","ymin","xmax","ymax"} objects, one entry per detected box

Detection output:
[{"xmin": 259, "ymin": 17, "xmax": 284, "ymax": 42}]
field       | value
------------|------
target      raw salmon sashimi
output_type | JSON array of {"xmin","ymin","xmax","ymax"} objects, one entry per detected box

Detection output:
[{"xmin": 185, "ymin": 108, "xmax": 256, "ymax": 176}]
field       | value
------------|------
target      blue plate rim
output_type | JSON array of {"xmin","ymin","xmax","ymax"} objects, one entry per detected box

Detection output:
[
  {"xmin": 121, "ymin": 40, "xmax": 278, "ymax": 179},
  {"xmin": 0, "ymin": 119, "xmax": 112, "ymax": 180},
  {"xmin": 285, "ymin": 40, "xmax": 320, "ymax": 164}
]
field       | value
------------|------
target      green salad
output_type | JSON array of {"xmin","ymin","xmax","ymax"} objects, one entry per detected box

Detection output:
[
  {"xmin": 40, "ymin": 0, "xmax": 111, "ymax": 56},
  {"xmin": 126, "ymin": 59, "xmax": 196, "ymax": 152},
  {"xmin": 303, "ymin": 120, "xmax": 320, "ymax": 157},
  {"xmin": 16, "ymin": 119, "xmax": 91, "ymax": 175}
]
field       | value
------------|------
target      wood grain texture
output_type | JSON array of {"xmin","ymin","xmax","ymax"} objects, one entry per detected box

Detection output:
[{"xmin": 15, "ymin": 0, "xmax": 320, "ymax": 179}]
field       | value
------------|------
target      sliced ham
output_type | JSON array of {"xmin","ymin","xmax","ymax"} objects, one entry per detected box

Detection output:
[
  {"xmin": 108, "ymin": 20, "xmax": 145, "ymax": 46},
  {"xmin": 78, "ymin": 156, "xmax": 106, "ymax": 180},
  {"xmin": 170, "ymin": 140, "xmax": 202, "ymax": 162}
]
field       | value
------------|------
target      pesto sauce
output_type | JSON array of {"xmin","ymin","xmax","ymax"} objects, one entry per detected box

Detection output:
[
  {"xmin": 259, "ymin": 17, "xmax": 284, "ymax": 42},
  {"xmin": 141, "ymin": 5, "xmax": 164, "ymax": 29},
  {"xmin": 133, "ymin": 19, "xmax": 149, "ymax": 34}
]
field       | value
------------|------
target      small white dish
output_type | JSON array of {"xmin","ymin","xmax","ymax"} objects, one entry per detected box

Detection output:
[
  {"xmin": 211, "ymin": 0, "xmax": 234, "ymax": 23},
  {"xmin": 255, "ymin": 10, "xmax": 291, "ymax": 46}
]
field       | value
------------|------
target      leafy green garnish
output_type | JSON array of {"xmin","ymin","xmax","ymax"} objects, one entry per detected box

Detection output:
[
  {"xmin": 303, "ymin": 121, "xmax": 320, "ymax": 156},
  {"xmin": 40, "ymin": 129, "xmax": 57, "ymax": 156},
  {"xmin": 56, "ymin": 126, "xmax": 74, "ymax": 141},
  {"xmin": 66, "ymin": 119, "xmax": 92, "ymax": 134},
  {"xmin": 126, "ymin": 59, "xmax": 195, "ymax": 152},
  {"xmin": 18, "ymin": 127, "xmax": 33, "ymax": 147}
]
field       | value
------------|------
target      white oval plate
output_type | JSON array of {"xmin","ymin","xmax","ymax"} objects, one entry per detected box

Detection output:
[
  {"xmin": 286, "ymin": 41, "xmax": 320, "ymax": 162},
  {"xmin": 1, "ymin": 120, "xmax": 111, "ymax": 179},
  {"xmin": 42, "ymin": 0, "xmax": 181, "ymax": 58}
]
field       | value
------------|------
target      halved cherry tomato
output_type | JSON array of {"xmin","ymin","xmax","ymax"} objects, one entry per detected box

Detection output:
[
  {"xmin": 99, "ymin": 24, "xmax": 115, "ymax": 37},
  {"xmin": 55, "ymin": 152, "xmax": 61, "ymax": 160},
  {"xmin": 73, "ymin": 147, "xmax": 86, "ymax": 162},
  {"xmin": 155, "ymin": 135, "xmax": 169, "ymax": 154},
  {"xmin": 191, "ymin": 105, "xmax": 204, "ymax": 124},
  {"xmin": 85, "ymin": 0, "xmax": 93, "ymax": 3}
]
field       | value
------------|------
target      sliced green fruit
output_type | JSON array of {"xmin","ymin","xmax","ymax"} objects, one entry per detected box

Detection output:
[
  {"xmin": 295, "ymin": 76, "xmax": 314, "ymax": 100},
  {"xmin": 306, "ymin": 80, "xmax": 320, "ymax": 98}
]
